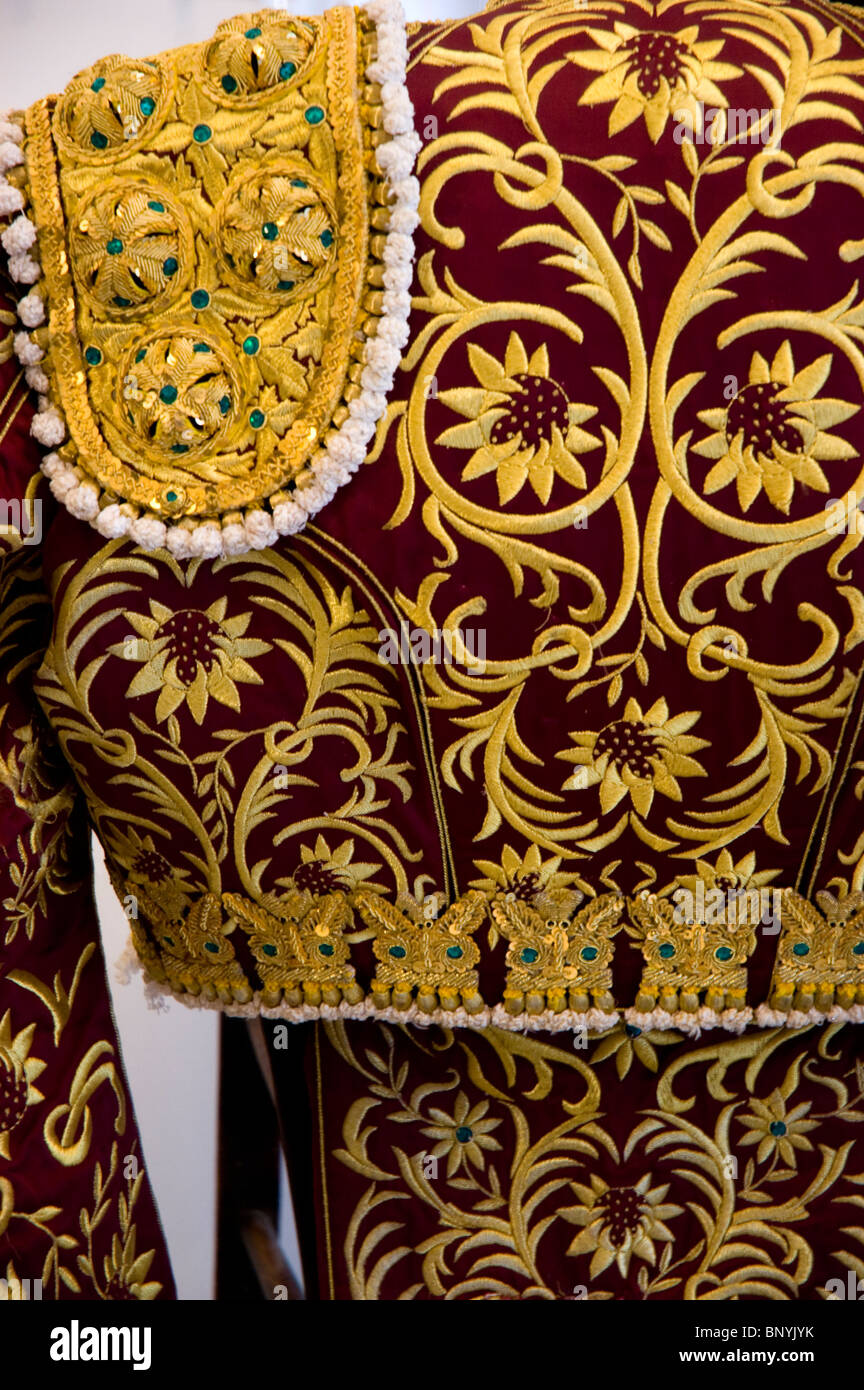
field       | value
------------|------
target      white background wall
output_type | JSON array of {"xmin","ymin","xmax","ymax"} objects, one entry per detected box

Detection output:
[{"xmin": 2, "ymin": 0, "xmax": 477, "ymax": 1301}]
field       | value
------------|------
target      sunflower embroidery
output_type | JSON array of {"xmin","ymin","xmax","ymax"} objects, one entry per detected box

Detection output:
[
  {"xmin": 571, "ymin": 22, "xmax": 742, "ymax": 143},
  {"xmin": 0, "ymin": 1012, "xmax": 46, "ymax": 1160},
  {"xmin": 276, "ymin": 834, "xmax": 383, "ymax": 895},
  {"xmin": 436, "ymin": 332, "xmax": 600, "ymax": 506},
  {"xmin": 562, "ymin": 1173, "xmax": 683, "ymax": 1279},
  {"xmin": 558, "ymin": 697, "xmax": 709, "ymax": 817},
  {"xmin": 693, "ymin": 342, "xmax": 859, "ymax": 513},
  {"xmin": 114, "ymin": 598, "xmax": 270, "ymax": 725},
  {"xmin": 469, "ymin": 842, "xmax": 583, "ymax": 899},
  {"xmin": 676, "ymin": 849, "xmax": 778, "ymax": 899}
]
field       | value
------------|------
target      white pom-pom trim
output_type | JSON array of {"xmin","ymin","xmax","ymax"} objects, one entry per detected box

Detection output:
[{"xmin": 22, "ymin": 0, "xmax": 419, "ymax": 557}]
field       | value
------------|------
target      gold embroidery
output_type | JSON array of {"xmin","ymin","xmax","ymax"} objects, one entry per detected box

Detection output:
[
  {"xmin": 22, "ymin": 7, "xmax": 386, "ymax": 519},
  {"xmin": 769, "ymin": 888, "xmax": 864, "ymax": 1012},
  {"xmin": 224, "ymin": 888, "xmax": 364, "ymax": 1008},
  {"xmin": 629, "ymin": 889, "xmax": 756, "ymax": 1013},
  {"xmin": 355, "ymin": 886, "xmax": 487, "ymax": 1013},
  {"xmin": 490, "ymin": 889, "xmax": 624, "ymax": 1014}
]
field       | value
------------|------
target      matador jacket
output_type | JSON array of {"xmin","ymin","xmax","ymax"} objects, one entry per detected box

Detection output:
[{"xmin": 1, "ymin": 0, "xmax": 864, "ymax": 1300}]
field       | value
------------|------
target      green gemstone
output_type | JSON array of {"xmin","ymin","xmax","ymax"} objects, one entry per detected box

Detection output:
[
  {"xmin": 520, "ymin": 947, "xmax": 539, "ymax": 964},
  {"xmin": 245, "ymin": 26, "xmax": 262, "ymax": 37},
  {"xmin": 191, "ymin": 289, "xmax": 210, "ymax": 309},
  {"xmin": 193, "ymin": 124, "xmax": 212, "ymax": 144},
  {"xmin": 163, "ymin": 934, "xmax": 174, "ymax": 947},
  {"xmin": 90, "ymin": 131, "xmax": 108, "ymax": 150},
  {"xmin": 148, "ymin": 200, "xmax": 165, "ymax": 213},
  {"xmin": 249, "ymin": 408, "xmax": 266, "ymax": 430},
  {"xmin": 318, "ymin": 943, "xmax": 334, "ymax": 957},
  {"xmin": 193, "ymin": 342, "xmax": 210, "ymax": 353},
  {"xmin": 262, "ymin": 221, "xmax": 279, "ymax": 241},
  {"xmin": 221, "ymin": 74, "xmax": 237, "ymax": 94},
  {"xmin": 219, "ymin": 395, "xmax": 231, "ymax": 415},
  {"xmin": 580, "ymin": 946, "xmax": 598, "ymax": 961},
  {"xmin": 290, "ymin": 179, "xmax": 307, "ymax": 188},
  {"xmin": 304, "ymin": 105, "xmax": 324, "ymax": 125},
  {"xmin": 261, "ymin": 943, "xmax": 277, "ymax": 957},
  {"xmin": 455, "ymin": 1126, "xmax": 472, "ymax": 1143},
  {"xmin": 277, "ymin": 280, "xmax": 295, "ymax": 291},
  {"xmin": 854, "ymin": 942, "xmax": 864, "ymax": 956},
  {"xmin": 658, "ymin": 942, "xmax": 675, "ymax": 959},
  {"xmin": 445, "ymin": 945, "xmax": 463, "ymax": 959},
  {"xmin": 165, "ymin": 490, "xmax": 178, "ymax": 502},
  {"xmin": 625, "ymin": 1024, "xmax": 641, "ymax": 1038},
  {"xmin": 792, "ymin": 942, "xmax": 810, "ymax": 957},
  {"xmin": 389, "ymin": 945, "xmax": 406, "ymax": 959},
  {"xmin": 140, "ymin": 97, "xmax": 156, "ymax": 116},
  {"xmin": 113, "ymin": 295, "xmax": 131, "ymax": 307},
  {"xmin": 320, "ymin": 228, "xmax": 333, "ymax": 248},
  {"xmin": 159, "ymin": 384, "xmax": 178, "ymax": 404},
  {"xmin": 242, "ymin": 335, "xmax": 260, "ymax": 355},
  {"xmin": 204, "ymin": 941, "xmax": 219, "ymax": 953},
  {"xmin": 279, "ymin": 61, "xmax": 296, "ymax": 80},
  {"xmin": 106, "ymin": 237, "xmax": 123, "ymax": 255},
  {"xmin": 163, "ymin": 256, "xmax": 178, "ymax": 276},
  {"xmin": 135, "ymin": 348, "xmax": 146, "ymax": 363},
  {"xmin": 769, "ymin": 1121, "xmax": 787, "ymax": 1137},
  {"xmin": 715, "ymin": 946, "xmax": 733, "ymax": 961},
  {"xmin": 171, "ymin": 445, "xmax": 188, "ymax": 454},
  {"xmin": 91, "ymin": 76, "xmax": 106, "ymax": 92},
  {"xmin": 84, "ymin": 346, "xmax": 102, "ymax": 366}
]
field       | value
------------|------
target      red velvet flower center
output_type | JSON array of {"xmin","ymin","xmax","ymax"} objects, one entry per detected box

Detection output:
[
  {"xmin": 621, "ymin": 33, "xmax": 690, "ymax": 98},
  {"xmin": 0, "ymin": 1057, "xmax": 28, "ymax": 1133},
  {"xmin": 489, "ymin": 373, "xmax": 569, "ymax": 449},
  {"xmin": 726, "ymin": 381, "xmax": 803, "ymax": 456},
  {"xmin": 293, "ymin": 860, "xmax": 345, "ymax": 893},
  {"xmin": 594, "ymin": 719, "xmax": 658, "ymax": 779},
  {"xmin": 132, "ymin": 849, "xmax": 172, "ymax": 883},
  {"xmin": 159, "ymin": 610, "xmax": 219, "ymax": 684},
  {"xmin": 597, "ymin": 1186, "xmax": 644, "ymax": 1245}
]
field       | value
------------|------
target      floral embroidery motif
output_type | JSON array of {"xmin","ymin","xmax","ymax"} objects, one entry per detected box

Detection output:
[
  {"xmin": 70, "ymin": 184, "xmax": 191, "ymax": 317},
  {"xmin": 202, "ymin": 12, "xmax": 316, "ymax": 99},
  {"xmin": 572, "ymin": 21, "xmax": 743, "ymax": 143},
  {"xmin": 420, "ymin": 1092, "xmax": 502, "ymax": 1178},
  {"xmin": 558, "ymin": 698, "xmax": 709, "ymax": 819},
  {"xmin": 694, "ymin": 342, "xmax": 859, "ymax": 514},
  {"xmin": 113, "ymin": 597, "xmax": 269, "ymax": 726},
  {"xmin": 562, "ymin": 1173, "xmax": 683, "ymax": 1279},
  {"xmin": 470, "ymin": 842, "xmax": 585, "ymax": 898},
  {"xmin": 738, "ymin": 1088, "xmax": 819, "ymax": 1169},
  {"xmin": 0, "ymin": 1011, "xmax": 46, "ymax": 1160},
  {"xmin": 54, "ymin": 56, "xmax": 166, "ymax": 156},
  {"xmin": 285, "ymin": 835, "xmax": 384, "ymax": 896},
  {"xmin": 117, "ymin": 334, "xmax": 238, "ymax": 462},
  {"xmin": 436, "ymin": 332, "xmax": 601, "ymax": 506},
  {"xmin": 219, "ymin": 164, "xmax": 337, "ymax": 301}
]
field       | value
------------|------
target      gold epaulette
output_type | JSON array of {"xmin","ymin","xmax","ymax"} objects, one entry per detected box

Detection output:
[{"xmin": 0, "ymin": 4, "xmax": 418, "ymax": 556}]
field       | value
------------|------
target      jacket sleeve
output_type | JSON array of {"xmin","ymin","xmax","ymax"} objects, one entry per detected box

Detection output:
[{"xmin": 0, "ymin": 281, "xmax": 175, "ymax": 1301}]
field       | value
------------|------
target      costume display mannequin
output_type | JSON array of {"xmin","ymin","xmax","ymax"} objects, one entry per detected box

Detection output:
[{"xmin": 1, "ymin": 0, "xmax": 863, "ymax": 1300}]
